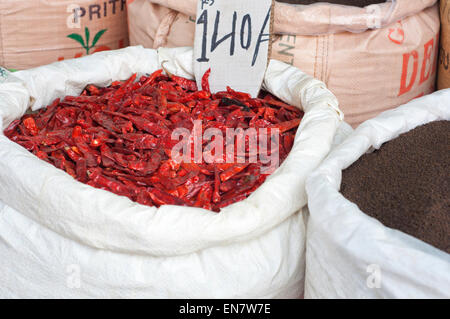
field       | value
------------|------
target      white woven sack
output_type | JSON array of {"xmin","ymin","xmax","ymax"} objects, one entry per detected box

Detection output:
[
  {"xmin": 305, "ymin": 90, "xmax": 450, "ymax": 298},
  {"xmin": 0, "ymin": 46, "xmax": 343, "ymax": 298}
]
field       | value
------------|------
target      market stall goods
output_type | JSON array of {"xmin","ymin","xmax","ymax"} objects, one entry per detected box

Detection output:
[
  {"xmin": 305, "ymin": 90, "xmax": 450, "ymax": 298},
  {"xmin": 0, "ymin": 0, "xmax": 129, "ymax": 70},
  {"xmin": 127, "ymin": 0, "xmax": 439, "ymax": 127},
  {"xmin": 4, "ymin": 70, "xmax": 303, "ymax": 212},
  {"xmin": 341, "ymin": 120, "xmax": 450, "ymax": 254},
  {"xmin": 0, "ymin": 46, "xmax": 343, "ymax": 298}
]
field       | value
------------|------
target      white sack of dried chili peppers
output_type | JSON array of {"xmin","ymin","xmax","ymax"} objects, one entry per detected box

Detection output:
[{"xmin": 0, "ymin": 46, "xmax": 344, "ymax": 298}]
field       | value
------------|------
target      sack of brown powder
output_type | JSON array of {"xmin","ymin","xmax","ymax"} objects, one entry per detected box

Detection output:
[{"xmin": 305, "ymin": 89, "xmax": 450, "ymax": 298}]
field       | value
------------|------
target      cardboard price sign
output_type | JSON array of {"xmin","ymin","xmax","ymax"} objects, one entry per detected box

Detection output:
[{"xmin": 193, "ymin": 0, "xmax": 273, "ymax": 97}]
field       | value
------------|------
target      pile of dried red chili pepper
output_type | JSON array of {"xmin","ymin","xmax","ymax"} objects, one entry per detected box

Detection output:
[{"xmin": 4, "ymin": 69, "xmax": 303, "ymax": 212}]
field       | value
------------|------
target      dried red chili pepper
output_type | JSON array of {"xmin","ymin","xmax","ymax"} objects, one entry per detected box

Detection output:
[
  {"xmin": 201, "ymin": 68, "xmax": 211, "ymax": 94},
  {"xmin": 142, "ymin": 69, "xmax": 163, "ymax": 87},
  {"xmin": 5, "ymin": 69, "xmax": 303, "ymax": 212},
  {"xmin": 171, "ymin": 75, "xmax": 198, "ymax": 92},
  {"xmin": 23, "ymin": 117, "xmax": 39, "ymax": 136}
]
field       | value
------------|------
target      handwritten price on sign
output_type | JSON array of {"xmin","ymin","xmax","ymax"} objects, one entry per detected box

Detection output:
[
  {"xmin": 196, "ymin": 5, "xmax": 271, "ymax": 67},
  {"xmin": 193, "ymin": 0, "xmax": 273, "ymax": 97}
]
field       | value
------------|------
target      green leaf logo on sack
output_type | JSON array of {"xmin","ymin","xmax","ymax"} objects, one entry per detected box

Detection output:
[{"xmin": 67, "ymin": 27, "xmax": 108, "ymax": 55}]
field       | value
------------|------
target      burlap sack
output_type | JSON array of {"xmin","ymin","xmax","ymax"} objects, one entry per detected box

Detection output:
[
  {"xmin": 127, "ymin": 0, "xmax": 439, "ymax": 127},
  {"xmin": 0, "ymin": 0, "xmax": 129, "ymax": 70}
]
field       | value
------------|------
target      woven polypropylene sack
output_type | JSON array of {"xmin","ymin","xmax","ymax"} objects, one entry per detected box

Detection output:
[
  {"xmin": 127, "ymin": 0, "xmax": 439, "ymax": 127},
  {"xmin": 0, "ymin": 0, "xmax": 129, "ymax": 70},
  {"xmin": 0, "ymin": 46, "xmax": 344, "ymax": 298},
  {"xmin": 305, "ymin": 89, "xmax": 450, "ymax": 298}
]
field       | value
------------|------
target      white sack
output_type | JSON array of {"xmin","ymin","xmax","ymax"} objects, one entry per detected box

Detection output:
[
  {"xmin": 305, "ymin": 89, "xmax": 450, "ymax": 299},
  {"xmin": 0, "ymin": 46, "xmax": 343, "ymax": 298}
]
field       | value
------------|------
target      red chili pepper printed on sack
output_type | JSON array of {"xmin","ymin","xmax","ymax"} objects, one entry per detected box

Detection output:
[{"xmin": 4, "ymin": 69, "xmax": 304, "ymax": 212}]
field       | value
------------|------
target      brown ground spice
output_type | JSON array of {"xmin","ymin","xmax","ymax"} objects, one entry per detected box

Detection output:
[
  {"xmin": 277, "ymin": 0, "xmax": 386, "ymax": 7},
  {"xmin": 341, "ymin": 121, "xmax": 450, "ymax": 253}
]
